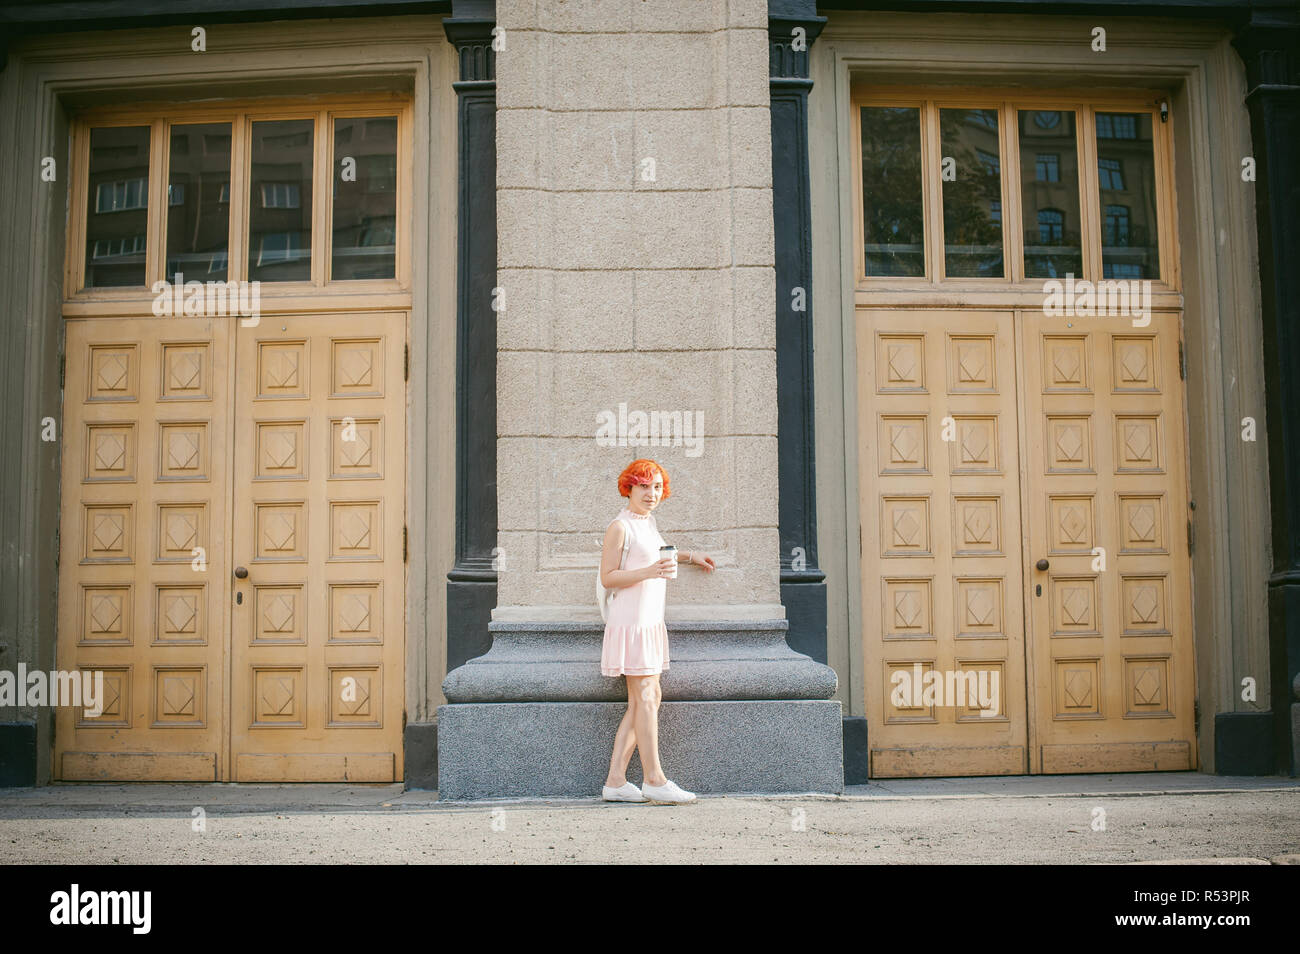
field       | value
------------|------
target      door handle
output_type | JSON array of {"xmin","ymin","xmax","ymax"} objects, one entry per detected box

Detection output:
[
  {"xmin": 1035, "ymin": 558, "xmax": 1050, "ymax": 571},
  {"xmin": 234, "ymin": 566, "xmax": 249, "ymax": 579}
]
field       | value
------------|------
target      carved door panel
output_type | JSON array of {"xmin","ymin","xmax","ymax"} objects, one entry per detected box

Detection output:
[{"xmin": 858, "ymin": 307, "xmax": 1196, "ymax": 776}]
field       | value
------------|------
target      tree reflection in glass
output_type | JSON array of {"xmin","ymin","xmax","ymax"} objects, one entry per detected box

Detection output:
[
  {"xmin": 861, "ymin": 106, "xmax": 924, "ymax": 277},
  {"xmin": 940, "ymin": 108, "xmax": 1004, "ymax": 277}
]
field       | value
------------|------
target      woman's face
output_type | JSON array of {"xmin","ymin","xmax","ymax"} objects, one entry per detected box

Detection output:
[{"xmin": 628, "ymin": 474, "xmax": 664, "ymax": 512}]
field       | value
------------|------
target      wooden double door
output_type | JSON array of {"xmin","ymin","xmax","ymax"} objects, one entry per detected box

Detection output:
[
  {"xmin": 55, "ymin": 311, "xmax": 406, "ymax": 781},
  {"xmin": 858, "ymin": 308, "xmax": 1196, "ymax": 775}
]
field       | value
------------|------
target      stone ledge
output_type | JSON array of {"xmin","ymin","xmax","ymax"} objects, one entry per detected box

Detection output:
[
  {"xmin": 436, "ymin": 699, "xmax": 843, "ymax": 799},
  {"xmin": 442, "ymin": 618, "xmax": 838, "ymax": 702}
]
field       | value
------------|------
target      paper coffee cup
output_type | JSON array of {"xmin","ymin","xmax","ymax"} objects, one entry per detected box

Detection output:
[{"xmin": 660, "ymin": 545, "xmax": 677, "ymax": 579}]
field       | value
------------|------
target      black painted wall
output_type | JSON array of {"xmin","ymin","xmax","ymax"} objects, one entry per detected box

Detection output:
[
  {"xmin": 770, "ymin": 4, "xmax": 829, "ymax": 668},
  {"xmin": 443, "ymin": 16, "xmax": 498, "ymax": 675}
]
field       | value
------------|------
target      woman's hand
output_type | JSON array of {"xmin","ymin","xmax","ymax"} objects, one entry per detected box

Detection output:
[
  {"xmin": 687, "ymin": 551, "xmax": 716, "ymax": 572},
  {"xmin": 642, "ymin": 558, "xmax": 676, "ymax": 581}
]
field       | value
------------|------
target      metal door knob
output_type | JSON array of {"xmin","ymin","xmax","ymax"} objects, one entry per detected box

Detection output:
[
  {"xmin": 1035, "ymin": 558, "xmax": 1050, "ymax": 571},
  {"xmin": 234, "ymin": 566, "xmax": 249, "ymax": 579}
]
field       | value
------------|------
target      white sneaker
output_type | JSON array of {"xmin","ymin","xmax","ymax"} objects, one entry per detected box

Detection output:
[
  {"xmin": 602, "ymin": 781, "xmax": 648, "ymax": 802},
  {"xmin": 641, "ymin": 779, "xmax": 697, "ymax": 804}
]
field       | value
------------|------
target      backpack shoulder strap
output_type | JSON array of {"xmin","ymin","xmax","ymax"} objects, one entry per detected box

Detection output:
[
  {"xmin": 616, "ymin": 518, "xmax": 631, "ymax": 567},
  {"xmin": 603, "ymin": 518, "xmax": 632, "ymax": 565}
]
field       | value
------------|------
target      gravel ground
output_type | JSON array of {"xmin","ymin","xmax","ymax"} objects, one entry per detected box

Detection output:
[{"xmin": 2, "ymin": 787, "xmax": 1298, "ymax": 864}]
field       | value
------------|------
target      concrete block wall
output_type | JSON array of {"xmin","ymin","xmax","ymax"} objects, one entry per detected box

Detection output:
[{"xmin": 493, "ymin": 0, "xmax": 782, "ymax": 622}]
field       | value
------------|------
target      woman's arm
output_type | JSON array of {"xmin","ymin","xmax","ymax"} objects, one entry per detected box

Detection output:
[
  {"xmin": 599, "ymin": 521, "xmax": 668, "ymax": 588},
  {"xmin": 676, "ymin": 549, "xmax": 716, "ymax": 572}
]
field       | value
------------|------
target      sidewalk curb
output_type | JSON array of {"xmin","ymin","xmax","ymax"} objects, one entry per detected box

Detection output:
[{"xmin": 1, "ymin": 783, "xmax": 1298, "ymax": 813}]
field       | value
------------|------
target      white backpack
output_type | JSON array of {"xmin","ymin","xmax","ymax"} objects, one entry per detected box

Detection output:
[{"xmin": 596, "ymin": 517, "xmax": 632, "ymax": 622}]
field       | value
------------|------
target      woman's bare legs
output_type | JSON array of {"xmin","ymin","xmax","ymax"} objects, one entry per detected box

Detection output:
[
  {"xmin": 630, "ymin": 674, "xmax": 667, "ymax": 787},
  {"xmin": 604, "ymin": 677, "xmax": 641, "ymax": 788},
  {"xmin": 604, "ymin": 674, "xmax": 667, "ymax": 789}
]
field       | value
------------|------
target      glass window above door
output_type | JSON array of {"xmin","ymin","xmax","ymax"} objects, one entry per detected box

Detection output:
[
  {"xmin": 859, "ymin": 106, "xmax": 925, "ymax": 277},
  {"xmin": 72, "ymin": 99, "xmax": 408, "ymax": 294},
  {"xmin": 331, "ymin": 116, "xmax": 398, "ymax": 281},
  {"xmin": 84, "ymin": 126, "xmax": 150, "ymax": 288},
  {"xmin": 940, "ymin": 107, "xmax": 1005, "ymax": 278},
  {"xmin": 854, "ymin": 94, "xmax": 1170, "ymax": 286},
  {"xmin": 1095, "ymin": 111, "xmax": 1160, "ymax": 280},
  {"xmin": 166, "ymin": 122, "xmax": 232, "ymax": 284},
  {"xmin": 1018, "ymin": 109, "xmax": 1082, "ymax": 279},
  {"xmin": 248, "ymin": 119, "xmax": 314, "ymax": 282}
]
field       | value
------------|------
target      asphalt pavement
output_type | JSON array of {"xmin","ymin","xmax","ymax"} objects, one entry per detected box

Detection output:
[{"xmin": 1, "ymin": 772, "xmax": 1298, "ymax": 864}]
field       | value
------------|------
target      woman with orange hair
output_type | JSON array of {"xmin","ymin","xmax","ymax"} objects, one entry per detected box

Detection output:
[{"xmin": 598, "ymin": 458, "xmax": 715, "ymax": 804}]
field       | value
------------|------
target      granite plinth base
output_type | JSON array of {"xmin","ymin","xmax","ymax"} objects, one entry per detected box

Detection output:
[{"xmin": 436, "ymin": 699, "xmax": 843, "ymax": 799}]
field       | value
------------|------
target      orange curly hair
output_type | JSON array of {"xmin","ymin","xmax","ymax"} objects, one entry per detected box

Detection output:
[{"xmin": 617, "ymin": 458, "xmax": 671, "ymax": 500}]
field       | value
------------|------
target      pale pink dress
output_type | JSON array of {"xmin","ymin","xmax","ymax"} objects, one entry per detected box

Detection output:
[{"xmin": 600, "ymin": 506, "xmax": 670, "ymax": 677}]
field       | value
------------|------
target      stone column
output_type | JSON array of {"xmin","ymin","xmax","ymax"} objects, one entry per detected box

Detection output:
[{"xmin": 437, "ymin": 0, "xmax": 841, "ymax": 799}]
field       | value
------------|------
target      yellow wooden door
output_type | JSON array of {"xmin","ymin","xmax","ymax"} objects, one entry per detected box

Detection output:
[
  {"xmin": 858, "ymin": 307, "xmax": 1197, "ymax": 776},
  {"xmin": 55, "ymin": 317, "xmax": 232, "ymax": 780},
  {"xmin": 227, "ymin": 312, "xmax": 406, "ymax": 781},
  {"xmin": 55, "ymin": 313, "xmax": 407, "ymax": 781},
  {"xmin": 1020, "ymin": 308, "xmax": 1196, "ymax": 772},
  {"xmin": 858, "ymin": 310, "xmax": 1030, "ymax": 776}
]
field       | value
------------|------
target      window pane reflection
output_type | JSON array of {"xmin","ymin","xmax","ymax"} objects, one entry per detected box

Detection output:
[
  {"xmin": 332, "ymin": 116, "xmax": 398, "ymax": 280},
  {"xmin": 1019, "ymin": 110, "xmax": 1082, "ymax": 278},
  {"xmin": 1096, "ymin": 112, "xmax": 1159, "ymax": 279},
  {"xmin": 861, "ymin": 106, "xmax": 924, "ymax": 277},
  {"xmin": 166, "ymin": 123, "xmax": 232, "ymax": 283},
  {"xmin": 85, "ymin": 126, "xmax": 150, "ymax": 287},
  {"xmin": 248, "ymin": 119, "xmax": 313, "ymax": 281},
  {"xmin": 940, "ymin": 108, "xmax": 1004, "ymax": 277}
]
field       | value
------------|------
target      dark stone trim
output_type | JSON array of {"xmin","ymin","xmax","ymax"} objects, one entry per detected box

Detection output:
[
  {"xmin": 443, "ymin": 17, "xmax": 496, "ymax": 83},
  {"xmin": 843, "ymin": 715, "xmax": 870, "ymax": 784},
  {"xmin": 0, "ymin": 723, "xmax": 36, "ymax": 787},
  {"xmin": 0, "ymin": 0, "xmax": 450, "ymax": 28},
  {"xmin": 443, "ymin": 14, "xmax": 498, "ymax": 672},
  {"xmin": 771, "ymin": 1, "xmax": 828, "ymax": 665},
  {"xmin": 1233, "ymin": 10, "xmax": 1300, "ymax": 775},
  {"xmin": 815, "ymin": 0, "xmax": 1271, "ymax": 15},
  {"xmin": 782, "ymin": 580, "xmax": 828, "ymax": 664},
  {"xmin": 769, "ymin": 14, "xmax": 826, "ymax": 83},
  {"xmin": 1268, "ymin": 583, "xmax": 1300, "ymax": 775},
  {"xmin": 446, "ymin": 582, "xmax": 497, "ymax": 672},
  {"xmin": 1214, "ymin": 712, "xmax": 1276, "ymax": 775},
  {"xmin": 403, "ymin": 721, "xmax": 438, "ymax": 790}
]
